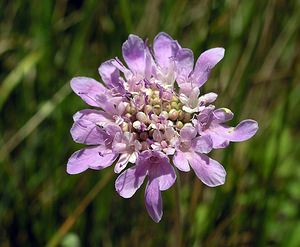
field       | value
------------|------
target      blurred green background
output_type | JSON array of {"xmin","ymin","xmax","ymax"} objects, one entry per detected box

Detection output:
[{"xmin": 1, "ymin": 0, "xmax": 300, "ymax": 246}]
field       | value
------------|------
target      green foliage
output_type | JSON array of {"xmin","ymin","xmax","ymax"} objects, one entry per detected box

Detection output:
[{"xmin": 1, "ymin": 0, "xmax": 300, "ymax": 246}]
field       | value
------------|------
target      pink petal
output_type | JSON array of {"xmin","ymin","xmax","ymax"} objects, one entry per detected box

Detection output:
[
  {"xmin": 70, "ymin": 77, "xmax": 107, "ymax": 107},
  {"xmin": 173, "ymin": 150, "xmax": 191, "ymax": 172},
  {"xmin": 188, "ymin": 153, "xmax": 226, "ymax": 187},
  {"xmin": 66, "ymin": 146, "xmax": 117, "ymax": 174},
  {"xmin": 144, "ymin": 179, "xmax": 163, "ymax": 223},
  {"xmin": 115, "ymin": 164, "xmax": 148, "ymax": 198},
  {"xmin": 191, "ymin": 48, "xmax": 225, "ymax": 87},
  {"xmin": 73, "ymin": 109, "xmax": 112, "ymax": 124}
]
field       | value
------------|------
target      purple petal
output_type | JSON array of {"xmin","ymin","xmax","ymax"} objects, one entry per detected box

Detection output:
[
  {"xmin": 175, "ymin": 48, "xmax": 194, "ymax": 85},
  {"xmin": 70, "ymin": 77, "xmax": 107, "ymax": 107},
  {"xmin": 191, "ymin": 48, "xmax": 225, "ymax": 87},
  {"xmin": 98, "ymin": 59, "xmax": 126, "ymax": 95},
  {"xmin": 66, "ymin": 146, "xmax": 117, "ymax": 174},
  {"xmin": 153, "ymin": 32, "xmax": 180, "ymax": 71},
  {"xmin": 228, "ymin": 120, "xmax": 258, "ymax": 142},
  {"xmin": 192, "ymin": 135, "xmax": 213, "ymax": 154},
  {"xmin": 188, "ymin": 153, "xmax": 226, "ymax": 187},
  {"xmin": 145, "ymin": 179, "xmax": 163, "ymax": 223},
  {"xmin": 148, "ymin": 155, "xmax": 176, "ymax": 191},
  {"xmin": 115, "ymin": 164, "xmax": 148, "ymax": 198},
  {"xmin": 122, "ymin": 34, "xmax": 147, "ymax": 75},
  {"xmin": 73, "ymin": 109, "xmax": 112, "ymax": 124},
  {"xmin": 114, "ymin": 153, "xmax": 130, "ymax": 173},
  {"xmin": 173, "ymin": 151, "xmax": 191, "ymax": 172},
  {"xmin": 180, "ymin": 124, "xmax": 197, "ymax": 140},
  {"xmin": 213, "ymin": 108, "xmax": 234, "ymax": 123},
  {"xmin": 70, "ymin": 119, "xmax": 107, "ymax": 145}
]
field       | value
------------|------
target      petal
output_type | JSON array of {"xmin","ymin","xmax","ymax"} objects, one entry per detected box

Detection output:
[
  {"xmin": 70, "ymin": 119, "xmax": 108, "ymax": 145},
  {"xmin": 213, "ymin": 108, "xmax": 234, "ymax": 123},
  {"xmin": 98, "ymin": 59, "xmax": 125, "ymax": 94},
  {"xmin": 228, "ymin": 120, "xmax": 258, "ymax": 142},
  {"xmin": 122, "ymin": 34, "xmax": 147, "ymax": 75},
  {"xmin": 153, "ymin": 32, "xmax": 180, "ymax": 71},
  {"xmin": 148, "ymin": 155, "xmax": 176, "ymax": 191},
  {"xmin": 66, "ymin": 146, "xmax": 117, "ymax": 174},
  {"xmin": 70, "ymin": 77, "xmax": 107, "ymax": 107},
  {"xmin": 115, "ymin": 164, "xmax": 148, "ymax": 198},
  {"xmin": 180, "ymin": 124, "xmax": 197, "ymax": 140},
  {"xmin": 191, "ymin": 48, "xmax": 225, "ymax": 87},
  {"xmin": 145, "ymin": 179, "xmax": 163, "ymax": 223},
  {"xmin": 175, "ymin": 48, "xmax": 194, "ymax": 85},
  {"xmin": 192, "ymin": 135, "xmax": 213, "ymax": 154},
  {"xmin": 114, "ymin": 153, "xmax": 130, "ymax": 173},
  {"xmin": 173, "ymin": 150, "xmax": 191, "ymax": 172},
  {"xmin": 73, "ymin": 109, "xmax": 112, "ymax": 125},
  {"xmin": 188, "ymin": 153, "xmax": 226, "ymax": 187}
]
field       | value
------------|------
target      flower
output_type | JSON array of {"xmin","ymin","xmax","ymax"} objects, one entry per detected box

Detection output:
[{"xmin": 66, "ymin": 32, "xmax": 258, "ymax": 222}]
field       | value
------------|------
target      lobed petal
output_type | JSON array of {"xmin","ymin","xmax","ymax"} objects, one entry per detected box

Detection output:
[
  {"xmin": 180, "ymin": 124, "xmax": 197, "ymax": 140},
  {"xmin": 192, "ymin": 135, "xmax": 213, "ymax": 154}
]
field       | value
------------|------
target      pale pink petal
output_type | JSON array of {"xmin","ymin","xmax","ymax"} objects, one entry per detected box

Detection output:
[
  {"xmin": 180, "ymin": 125, "xmax": 197, "ymax": 140},
  {"xmin": 73, "ymin": 109, "xmax": 112, "ymax": 125},
  {"xmin": 228, "ymin": 120, "xmax": 258, "ymax": 142},
  {"xmin": 213, "ymin": 108, "xmax": 234, "ymax": 123},
  {"xmin": 114, "ymin": 153, "xmax": 130, "ymax": 173}
]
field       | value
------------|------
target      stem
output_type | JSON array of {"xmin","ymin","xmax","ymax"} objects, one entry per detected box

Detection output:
[{"xmin": 174, "ymin": 169, "xmax": 182, "ymax": 247}]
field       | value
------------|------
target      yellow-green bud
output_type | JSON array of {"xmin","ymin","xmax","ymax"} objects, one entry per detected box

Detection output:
[
  {"xmin": 144, "ymin": 105, "xmax": 152, "ymax": 114},
  {"xmin": 176, "ymin": 121, "xmax": 184, "ymax": 129},
  {"xmin": 183, "ymin": 112, "xmax": 191, "ymax": 122},
  {"xmin": 153, "ymin": 105, "xmax": 161, "ymax": 115},
  {"xmin": 178, "ymin": 110, "xmax": 184, "ymax": 120},
  {"xmin": 171, "ymin": 95, "xmax": 179, "ymax": 103},
  {"xmin": 170, "ymin": 101, "xmax": 178, "ymax": 109}
]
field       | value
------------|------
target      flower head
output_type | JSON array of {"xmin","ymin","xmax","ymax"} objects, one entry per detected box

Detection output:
[{"xmin": 67, "ymin": 32, "xmax": 258, "ymax": 222}]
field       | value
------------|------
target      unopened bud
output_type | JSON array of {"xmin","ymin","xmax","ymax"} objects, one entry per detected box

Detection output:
[
  {"xmin": 160, "ymin": 111, "xmax": 169, "ymax": 120},
  {"xmin": 169, "ymin": 109, "xmax": 178, "ymax": 121},
  {"xmin": 121, "ymin": 122, "xmax": 129, "ymax": 132},
  {"xmin": 139, "ymin": 132, "xmax": 148, "ymax": 141},
  {"xmin": 171, "ymin": 95, "xmax": 179, "ymax": 103},
  {"xmin": 178, "ymin": 110, "xmax": 184, "ymax": 120},
  {"xmin": 136, "ymin": 112, "xmax": 148, "ymax": 123},
  {"xmin": 176, "ymin": 121, "xmax": 184, "ymax": 129},
  {"xmin": 141, "ymin": 141, "xmax": 149, "ymax": 150},
  {"xmin": 144, "ymin": 104, "xmax": 152, "ymax": 114},
  {"xmin": 133, "ymin": 121, "xmax": 142, "ymax": 130},
  {"xmin": 183, "ymin": 112, "xmax": 191, "ymax": 122},
  {"xmin": 170, "ymin": 101, "xmax": 178, "ymax": 109},
  {"xmin": 153, "ymin": 105, "xmax": 161, "ymax": 115}
]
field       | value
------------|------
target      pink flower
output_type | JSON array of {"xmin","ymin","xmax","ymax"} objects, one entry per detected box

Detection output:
[{"xmin": 66, "ymin": 32, "xmax": 258, "ymax": 222}]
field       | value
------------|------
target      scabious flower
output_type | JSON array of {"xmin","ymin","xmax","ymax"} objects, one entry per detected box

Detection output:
[{"xmin": 66, "ymin": 32, "xmax": 258, "ymax": 222}]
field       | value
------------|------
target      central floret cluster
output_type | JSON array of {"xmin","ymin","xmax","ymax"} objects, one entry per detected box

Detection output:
[{"xmin": 67, "ymin": 32, "xmax": 258, "ymax": 222}]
